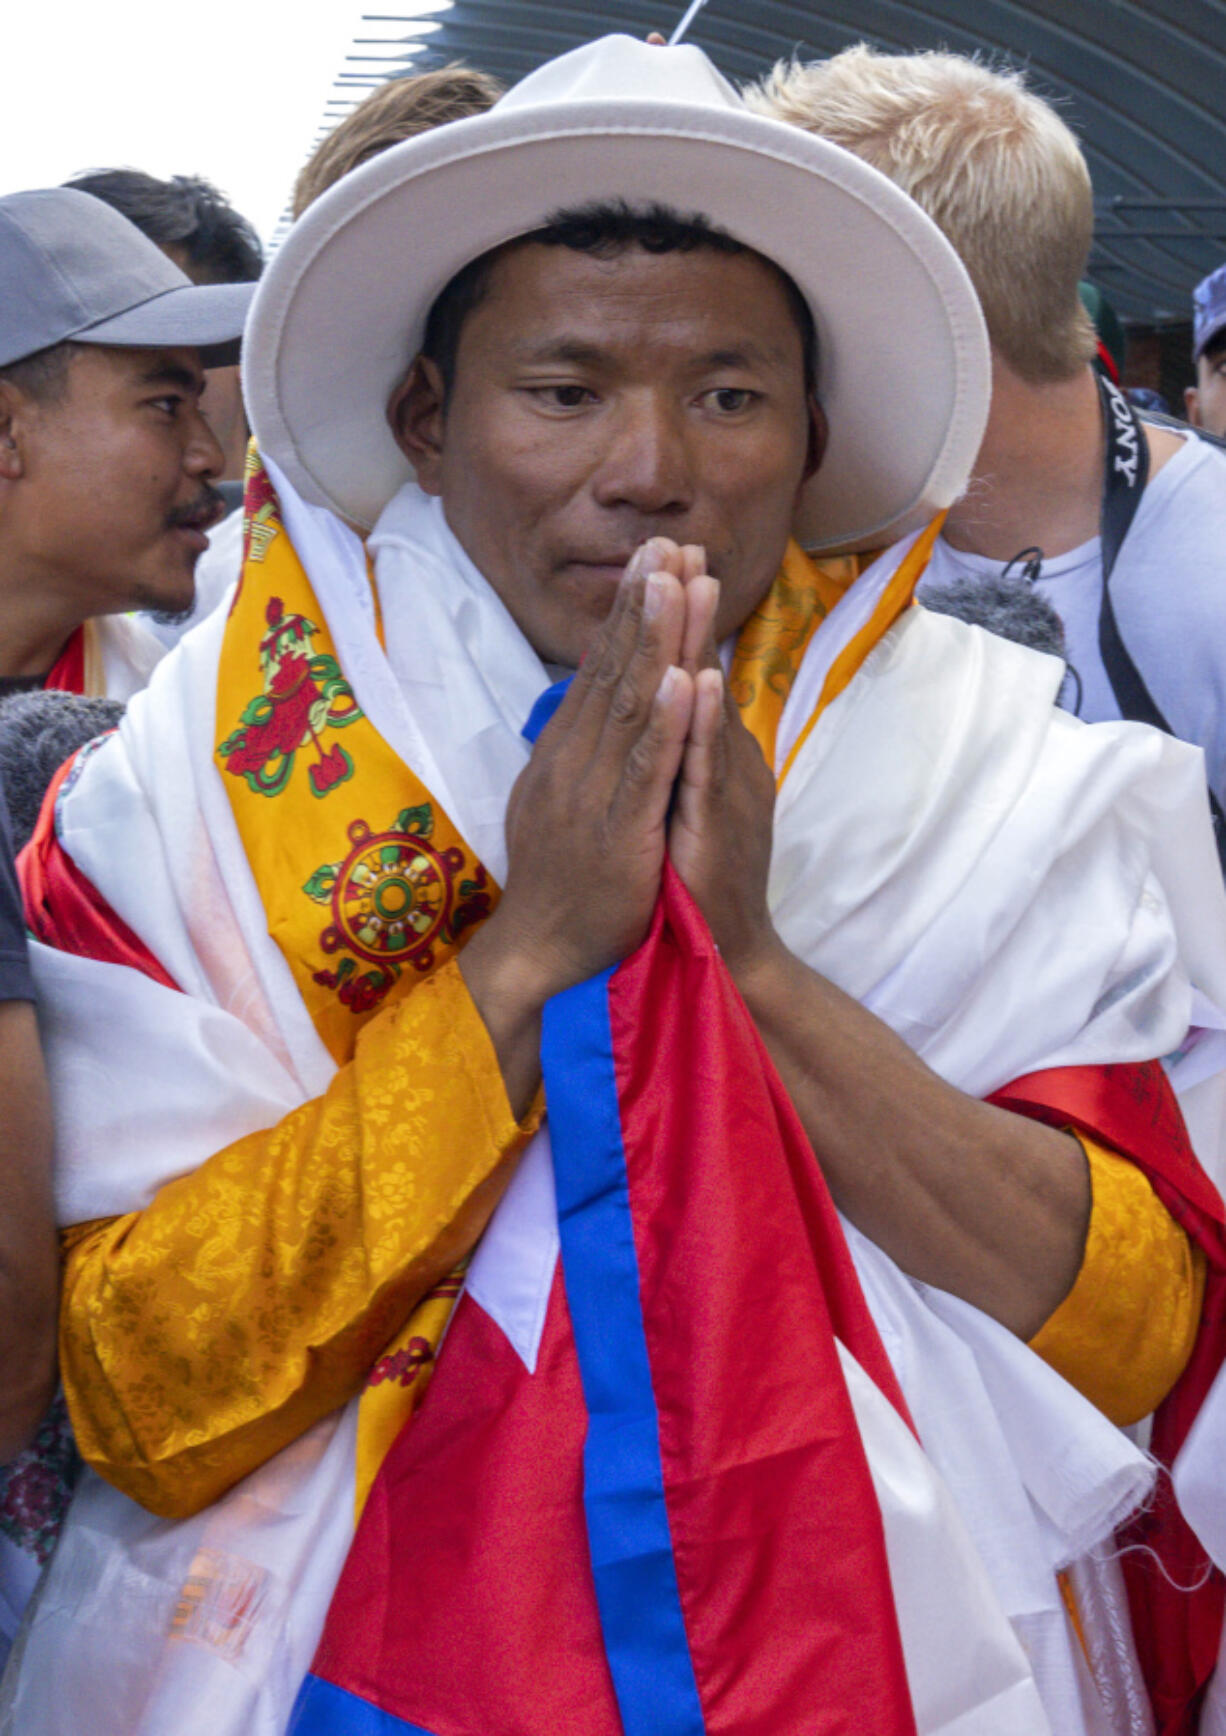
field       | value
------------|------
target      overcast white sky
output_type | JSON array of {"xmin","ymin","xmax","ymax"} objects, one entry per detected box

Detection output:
[{"xmin": 5, "ymin": 0, "xmax": 449, "ymax": 243}]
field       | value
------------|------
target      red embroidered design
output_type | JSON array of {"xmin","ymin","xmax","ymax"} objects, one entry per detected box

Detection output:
[
  {"xmin": 218, "ymin": 597, "xmax": 363, "ymax": 798},
  {"xmin": 368, "ymin": 1337, "xmax": 434, "ymax": 1389},
  {"xmin": 242, "ymin": 462, "xmax": 282, "ymax": 566}
]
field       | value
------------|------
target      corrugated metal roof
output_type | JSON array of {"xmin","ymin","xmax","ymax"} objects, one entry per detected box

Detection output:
[{"xmin": 329, "ymin": 0, "xmax": 1226, "ymax": 324}]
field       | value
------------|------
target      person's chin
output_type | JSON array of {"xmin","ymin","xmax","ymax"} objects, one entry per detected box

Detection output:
[
  {"xmin": 146, "ymin": 598, "xmax": 198, "ymax": 628},
  {"xmin": 541, "ymin": 605, "xmax": 612, "ymax": 670},
  {"xmin": 126, "ymin": 568, "xmax": 197, "ymax": 626}
]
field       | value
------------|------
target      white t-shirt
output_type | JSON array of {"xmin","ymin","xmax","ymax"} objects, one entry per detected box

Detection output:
[{"xmin": 920, "ymin": 434, "xmax": 1226, "ymax": 807}]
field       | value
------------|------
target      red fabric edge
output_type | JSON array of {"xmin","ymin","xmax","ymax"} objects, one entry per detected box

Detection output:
[
  {"xmin": 1095, "ymin": 340, "xmax": 1122, "ymax": 386},
  {"xmin": 43, "ymin": 627, "xmax": 85, "ymax": 695},
  {"xmin": 17, "ymin": 751, "xmax": 179, "ymax": 993},
  {"xmin": 990, "ymin": 1062, "xmax": 1226, "ymax": 1736}
]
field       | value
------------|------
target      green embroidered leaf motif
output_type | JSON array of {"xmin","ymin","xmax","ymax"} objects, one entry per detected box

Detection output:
[
  {"xmin": 309, "ymin": 656, "xmax": 363, "ymax": 728},
  {"xmin": 247, "ymin": 752, "xmax": 294, "ymax": 799},
  {"xmin": 395, "ymin": 803, "xmax": 433, "ymax": 837},
  {"xmin": 302, "ymin": 863, "xmax": 338, "ymax": 904},
  {"xmin": 239, "ymin": 693, "xmax": 277, "ymax": 729}
]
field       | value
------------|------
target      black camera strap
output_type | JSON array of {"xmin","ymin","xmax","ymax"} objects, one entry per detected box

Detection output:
[{"xmin": 1094, "ymin": 370, "xmax": 1226, "ymax": 870}]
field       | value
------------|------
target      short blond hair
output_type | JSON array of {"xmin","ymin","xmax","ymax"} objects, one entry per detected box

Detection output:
[
  {"xmin": 292, "ymin": 63, "xmax": 504, "ymax": 219},
  {"xmin": 746, "ymin": 46, "xmax": 1097, "ymax": 383}
]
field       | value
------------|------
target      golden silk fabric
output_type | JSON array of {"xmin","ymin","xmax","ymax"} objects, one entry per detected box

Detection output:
[
  {"xmin": 214, "ymin": 463, "xmax": 497, "ymax": 1067},
  {"xmin": 1030, "ymin": 1135, "xmax": 1206, "ymax": 1427},
  {"xmin": 60, "ymin": 958, "xmax": 537, "ymax": 1519},
  {"xmin": 215, "ymin": 462, "xmax": 512, "ymax": 1507},
  {"xmin": 730, "ymin": 544, "xmax": 864, "ymax": 764}
]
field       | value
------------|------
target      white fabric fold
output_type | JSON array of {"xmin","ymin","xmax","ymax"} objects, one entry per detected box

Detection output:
[
  {"xmin": 464, "ymin": 1129, "xmax": 558, "ymax": 1374},
  {"xmin": 37, "ymin": 944, "xmax": 302, "ymax": 1225},
  {"xmin": 1175, "ymin": 1361, "xmax": 1226, "ymax": 1574},
  {"xmin": 921, "ymin": 1284, "xmax": 1153, "ymax": 1568},
  {"xmin": 0, "ymin": 1410, "xmax": 357, "ymax": 1736},
  {"xmin": 848, "ymin": 1224, "xmax": 1152, "ymax": 1735},
  {"xmin": 92, "ymin": 613, "xmax": 168, "ymax": 703},
  {"xmin": 836, "ymin": 1342, "xmax": 1053, "ymax": 1736}
]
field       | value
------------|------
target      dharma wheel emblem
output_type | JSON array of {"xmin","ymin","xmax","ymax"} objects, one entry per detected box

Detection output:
[
  {"xmin": 321, "ymin": 818, "xmax": 463, "ymax": 967},
  {"xmin": 304, "ymin": 802, "xmax": 493, "ymax": 1014}
]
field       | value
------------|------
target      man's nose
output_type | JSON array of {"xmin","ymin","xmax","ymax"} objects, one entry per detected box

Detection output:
[
  {"xmin": 186, "ymin": 401, "xmax": 226, "ymax": 481},
  {"xmin": 591, "ymin": 394, "xmax": 694, "ymax": 518}
]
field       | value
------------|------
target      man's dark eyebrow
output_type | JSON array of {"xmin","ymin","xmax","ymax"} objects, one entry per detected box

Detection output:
[
  {"xmin": 135, "ymin": 360, "xmax": 202, "ymax": 393},
  {"xmin": 509, "ymin": 339, "xmax": 791, "ymax": 371},
  {"xmin": 693, "ymin": 344, "xmax": 790, "ymax": 372},
  {"xmin": 510, "ymin": 338, "xmax": 609, "ymax": 367}
]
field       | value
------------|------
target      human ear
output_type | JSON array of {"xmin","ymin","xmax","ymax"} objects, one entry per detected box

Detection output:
[
  {"xmin": 387, "ymin": 355, "xmax": 447, "ymax": 496},
  {"xmin": 1185, "ymin": 385, "xmax": 1203, "ymax": 428},
  {"xmin": 802, "ymin": 392, "xmax": 828, "ymax": 484},
  {"xmin": 0, "ymin": 384, "xmax": 26, "ymax": 483}
]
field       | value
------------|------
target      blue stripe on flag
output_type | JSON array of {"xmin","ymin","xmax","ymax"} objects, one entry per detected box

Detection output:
[
  {"xmin": 542, "ymin": 970, "xmax": 706, "ymax": 1736},
  {"xmin": 289, "ymin": 1675, "xmax": 438, "ymax": 1735},
  {"xmin": 522, "ymin": 674, "xmax": 573, "ymax": 744}
]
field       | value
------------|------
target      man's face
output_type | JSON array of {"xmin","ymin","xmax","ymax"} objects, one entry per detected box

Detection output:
[
  {"xmin": 161, "ymin": 243, "xmax": 251, "ymax": 483},
  {"xmin": 391, "ymin": 243, "xmax": 818, "ymax": 666},
  {"xmin": 3, "ymin": 344, "xmax": 225, "ymax": 620},
  {"xmin": 1186, "ymin": 341, "xmax": 1226, "ymax": 439}
]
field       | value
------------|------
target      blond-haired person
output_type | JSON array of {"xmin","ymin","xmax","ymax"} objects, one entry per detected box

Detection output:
[
  {"xmin": 291, "ymin": 62, "xmax": 503, "ymax": 217},
  {"xmin": 749, "ymin": 48, "xmax": 1226, "ymax": 827}
]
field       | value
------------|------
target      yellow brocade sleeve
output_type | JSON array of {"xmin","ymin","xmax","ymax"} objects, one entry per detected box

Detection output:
[
  {"xmin": 1029, "ymin": 1135, "xmax": 1206, "ymax": 1426},
  {"xmin": 59, "ymin": 958, "xmax": 542, "ymax": 1520}
]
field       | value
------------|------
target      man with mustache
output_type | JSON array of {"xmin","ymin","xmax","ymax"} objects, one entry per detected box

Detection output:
[{"xmin": 0, "ymin": 189, "xmax": 253, "ymax": 700}]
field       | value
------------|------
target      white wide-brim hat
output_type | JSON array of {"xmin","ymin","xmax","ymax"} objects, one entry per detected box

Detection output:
[{"xmin": 245, "ymin": 34, "xmax": 990, "ymax": 554}]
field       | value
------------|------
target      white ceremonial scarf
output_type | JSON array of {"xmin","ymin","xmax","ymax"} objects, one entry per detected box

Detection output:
[
  {"xmin": 76, "ymin": 613, "xmax": 167, "ymax": 703},
  {"xmin": 9, "ymin": 467, "xmax": 1226, "ymax": 1736}
]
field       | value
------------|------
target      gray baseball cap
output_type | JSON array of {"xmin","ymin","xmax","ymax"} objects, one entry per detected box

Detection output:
[
  {"xmin": 1193, "ymin": 262, "xmax": 1226, "ymax": 361},
  {"xmin": 0, "ymin": 187, "xmax": 255, "ymax": 369}
]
